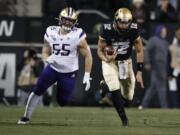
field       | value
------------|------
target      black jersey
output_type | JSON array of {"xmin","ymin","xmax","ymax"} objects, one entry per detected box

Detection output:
[{"xmin": 99, "ymin": 22, "xmax": 139, "ymax": 60}]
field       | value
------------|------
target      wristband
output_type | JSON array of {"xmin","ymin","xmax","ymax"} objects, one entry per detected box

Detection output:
[
  {"xmin": 137, "ymin": 63, "xmax": 143, "ymax": 71},
  {"xmin": 84, "ymin": 72, "xmax": 90, "ymax": 78}
]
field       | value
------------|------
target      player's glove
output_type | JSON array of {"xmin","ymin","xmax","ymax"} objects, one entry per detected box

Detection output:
[
  {"xmin": 83, "ymin": 72, "xmax": 92, "ymax": 91},
  {"xmin": 46, "ymin": 56, "xmax": 55, "ymax": 64}
]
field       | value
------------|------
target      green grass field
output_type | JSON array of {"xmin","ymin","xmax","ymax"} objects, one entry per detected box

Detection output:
[{"xmin": 0, "ymin": 106, "xmax": 180, "ymax": 135}]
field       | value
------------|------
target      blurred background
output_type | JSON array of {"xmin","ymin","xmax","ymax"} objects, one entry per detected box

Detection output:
[{"xmin": 0, "ymin": 0, "xmax": 180, "ymax": 108}]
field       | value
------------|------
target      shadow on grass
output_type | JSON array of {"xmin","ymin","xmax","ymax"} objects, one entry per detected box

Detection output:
[
  {"xmin": 0, "ymin": 122, "xmax": 69, "ymax": 127},
  {"xmin": 136, "ymin": 122, "xmax": 180, "ymax": 129}
]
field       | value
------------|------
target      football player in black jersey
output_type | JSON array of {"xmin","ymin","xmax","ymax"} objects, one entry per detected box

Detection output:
[{"xmin": 97, "ymin": 8, "xmax": 144, "ymax": 127}]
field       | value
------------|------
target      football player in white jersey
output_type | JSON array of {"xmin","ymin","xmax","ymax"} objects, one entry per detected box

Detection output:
[{"xmin": 18, "ymin": 7, "xmax": 92, "ymax": 124}]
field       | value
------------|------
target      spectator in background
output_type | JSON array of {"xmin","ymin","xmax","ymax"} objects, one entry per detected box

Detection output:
[
  {"xmin": 94, "ymin": 0, "xmax": 131, "ymax": 14},
  {"xmin": 155, "ymin": 0, "xmax": 177, "ymax": 22},
  {"xmin": 131, "ymin": 0, "xmax": 150, "ymax": 23},
  {"xmin": 0, "ymin": 0, "xmax": 9, "ymax": 16},
  {"xmin": 131, "ymin": 0, "xmax": 150, "ymax": 39},
  {"xmin": 42, "ymin": 0, "xmax": 66, "ymax": 17},
  {"xmin": 42, "ymin": 0, "xmax": 80, "ymax": 17},
  {"xmin": 110, "ymin": 0, "xmax": 131, "ymax": 12},
  {"xmin": 17, "ymin": 48, "xmax": 44, "ymax": 106},
  {"xmin": 168, "ymin": 28, "xmax": 180, "ymax": 108},
  {"xmin": 158, "ymin": 0, "xmax": 178, "ymax": 10},
  {"xmin": 139, "ymin": 25, "xmax": 169, "ymax": 109}
]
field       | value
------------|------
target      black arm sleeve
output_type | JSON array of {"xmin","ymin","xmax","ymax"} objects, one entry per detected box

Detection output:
[
  {"xmin": 99, "ymin": 24, "xmax": 112, "ymax": 45},
  {"xmin": 130, "ymin": 22, "xmax": 140, "ymax": 42}
]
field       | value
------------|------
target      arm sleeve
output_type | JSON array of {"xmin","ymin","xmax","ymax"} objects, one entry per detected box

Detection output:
[
  {"xmin": 44, "ymin": 27, "xmax": 51, "ymax": 43},
  {"xmin": 77, "ymin": 29, "xmax": 87, "ymax": 44},
  {"xmin": 99, "ymin": 24, "xmax": 108, "ymax": 40},
  {"xmin": 79, "ymin": 29, "xmax": 87, "ymax": 41},
  {"xmin": 99, "ymin": 24, "xmax": 112, "ymax": 45},
  {"xmin": 131, "ymin": 23, "xmax": 140, "ymax": 41}
]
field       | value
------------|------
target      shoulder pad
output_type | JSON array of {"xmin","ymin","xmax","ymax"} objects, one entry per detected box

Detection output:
[
  {"xmin": 46, "ymin": 26, "xmax": 58, "ymax": 33},
  {"xmin": 79, "ymin": 28, "xmax": 86, "ymax": 38},
  {"xmin": 103, "ymin": 23, "xmax": 112, "ymax": 30},
  {"xmin": 45, "ymin": 26, "xmax": 58, "ymax": 37},
  {"xmin": 72, "ymin": 27, "xmax": 78, "ymax": 31},
  {"xmin": 130, "ymin": 23, "xmax": 138, "ymax": 29},
  {"xmin": 72, "ymin": 27, "xmax": 86, "ymax": 38}
]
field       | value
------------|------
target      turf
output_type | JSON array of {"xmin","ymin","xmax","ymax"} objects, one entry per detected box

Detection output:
[{"xmin": 0, "ymin": 106, "xmax": 180, "ymax": 135}]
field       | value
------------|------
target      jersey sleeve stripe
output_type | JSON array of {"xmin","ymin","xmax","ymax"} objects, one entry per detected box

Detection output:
[
  {"xmin": 45, "ymin": 32, "xmax": 49, "ymax": 37},
  {"xmin": 79, "ymin": 31, "xmax": 85, "ymax": 38}
]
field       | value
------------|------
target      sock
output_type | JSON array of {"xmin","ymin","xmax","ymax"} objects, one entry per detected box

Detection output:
[
  {"xmin": 24, "ymin": 92, "xmax": 41, "ymax": 119},
  {"xmin": 111, "ymin": 90, "xmax": 128, "ymax": 122},
  {"xmin": 121, "ymin": 96, "xmax": 132, "ymax": 107}
]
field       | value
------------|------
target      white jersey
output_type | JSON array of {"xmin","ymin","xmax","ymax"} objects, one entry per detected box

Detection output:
[{"xmin": 44, "ymin": 26, "xmax": 86, "ymax": 73}]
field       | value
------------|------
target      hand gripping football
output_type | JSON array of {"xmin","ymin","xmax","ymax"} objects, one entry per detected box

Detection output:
[{"xmin": 104, "ymin": 46, "xmax": 115, "ymax": 55}]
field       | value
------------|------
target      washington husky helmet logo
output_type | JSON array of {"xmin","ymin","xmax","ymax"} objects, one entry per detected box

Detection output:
[{"xmin": 57, "ymin": 7, "xmax": 78, "ymax": 33}]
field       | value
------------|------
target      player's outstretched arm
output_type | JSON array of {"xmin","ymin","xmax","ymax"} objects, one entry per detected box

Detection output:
[
  {"xmin": 79, "ymin": 39, "xmax": 93, "ymax": 91},
  {"xmin": 79, "ymin": 39, "xmax": 92, "ymax": 73},
  {"xmin": 134, "ymin": 36, "xmax": 144, "ymax": 88},
  {"xmin": 42, "ymin": 39, "xmax": 51, "ymax": 61}
]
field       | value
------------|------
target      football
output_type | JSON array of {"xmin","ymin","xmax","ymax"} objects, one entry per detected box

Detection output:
[{"xmin": 104, "ymin": 46, "xmax": 115, "ymax": 55}]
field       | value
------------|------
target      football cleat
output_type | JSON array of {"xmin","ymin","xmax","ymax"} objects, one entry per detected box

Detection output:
[
  {"xmin": 138, "ymin": 105, "xmax": 143, "ymax": 110},
  {"xmin": 121, "ymin": 114, "xmax": 129, "ymax": 127},
  {"xmin": 17, "ymin": 117, "xmax": 30, "ymax": 124},
  {"xmin": 122, "ymin": 120, "xmax": 129, "ymax": 127}
]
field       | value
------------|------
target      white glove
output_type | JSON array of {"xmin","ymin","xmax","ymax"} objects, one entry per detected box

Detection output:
[
  {"xmin": 173, "ymin": 69, "xmax": 180, "ymax": 77},
  {"xmin": 46, "ymin": 56, "xmax": 55, "ymax": 64},
  {"xmin": 83, "ymin": 72, "xmax": 92, "ymax": 91}
]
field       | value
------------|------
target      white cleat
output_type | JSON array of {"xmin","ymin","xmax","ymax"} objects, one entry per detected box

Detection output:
[
  {"xmin": 17, "ymin": 117, "xmax": 30, "ymax": 124},
  {"xmin": 138, "ymin": 105, "xmax": 143, "ymax": 110}
]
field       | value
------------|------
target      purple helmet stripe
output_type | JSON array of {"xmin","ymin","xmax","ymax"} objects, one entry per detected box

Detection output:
[
  {"xmin": 67, "ymin": 8, "xmax": 70, "ymax": 16},
  {"xmin": 45, "ymin": 32, "xmax": 49, "ymax": 37}
]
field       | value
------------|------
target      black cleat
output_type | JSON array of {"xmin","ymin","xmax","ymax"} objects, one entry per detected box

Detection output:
[
  {"xmin": 17, "ymin": 117, "xmax": 30, "ymax": 124},
  {"xmin": 122, "ymin": 120, "xmax": 129, "ymax": 127}
]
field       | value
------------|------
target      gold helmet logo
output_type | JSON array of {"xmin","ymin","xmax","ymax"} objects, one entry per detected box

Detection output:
[{"xmin": 114, "ymin": 8, "xmax": 132, "ymax": 23}]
